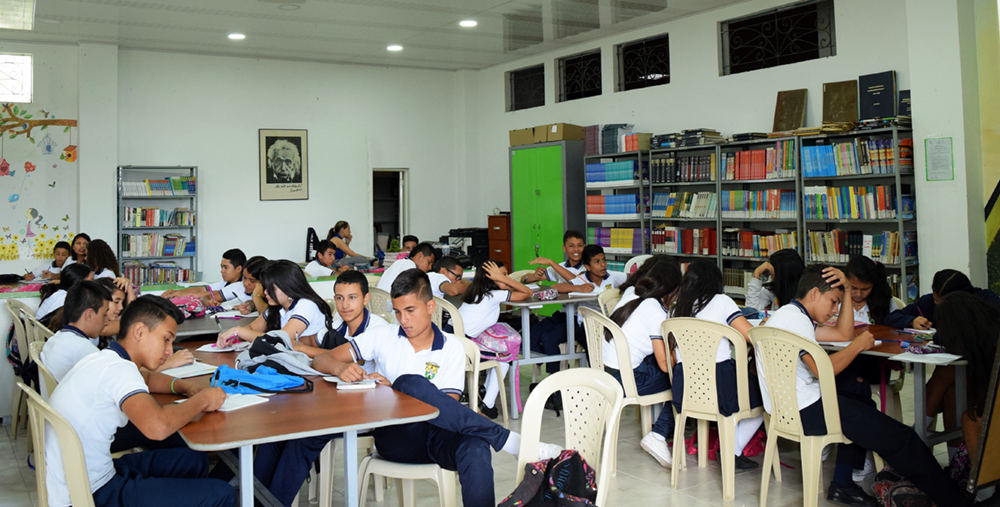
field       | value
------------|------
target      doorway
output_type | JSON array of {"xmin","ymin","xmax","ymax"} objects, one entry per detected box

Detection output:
[{"xmin": 372, "ymin": 168, "xmax": 408, "ymax": 252}]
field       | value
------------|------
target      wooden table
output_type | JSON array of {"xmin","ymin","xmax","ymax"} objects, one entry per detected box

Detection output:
[
  {"xmin": 501, "ymin": 292, "xmax": 597, "ymax": 419},
  {"xmin": 175, "ymin": 315, "xmax": 244, "ymax": 339},
  {"xmin": 155, "ymin": 342, "xmax": 439, "ymax": 507}
]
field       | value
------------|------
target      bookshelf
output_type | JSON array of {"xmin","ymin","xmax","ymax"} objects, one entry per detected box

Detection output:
[
  {"xmin": 648, "ymin": 145, "xmax": 720, "ymax": 267},
  {"xmin": 584, "ymin": 150, "xmax": 649, "ymax": 269},
  {"xmin": 116, "ymin": 166, "xmax": 198, "ymax": 285}
]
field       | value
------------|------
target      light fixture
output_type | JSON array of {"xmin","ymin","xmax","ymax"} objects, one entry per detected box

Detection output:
[
  {"xmin": 0, "ymin": 0, "xmax": 35, "ymax": 30},
  {"xmin": 387, "ymin": 45, "xmax": 403, "ymax": 51},
  {"xmin": 228, "ymin": 33, "xmax": 246, "ymax": 40},
  {"xmin": 459, "ymin": 20, "xmax": 477, "ymax": 27},
  {"xmin": 278, "ymin": 4, "xmax": 299, "ymax": 10}
]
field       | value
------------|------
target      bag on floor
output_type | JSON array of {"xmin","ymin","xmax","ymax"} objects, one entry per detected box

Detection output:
[
  {"xmin": 211, "ymin": 364, "xmax": 313, "ymax": 394},
  {"xmin": 499, "ymin": 450, "xmax": 597, "ymax": 507},
  {"xmin": 873, "ymin": 468, "xmax": 935, "ymax": 507},
  {"xmin": 234, "ymin": 330, "xmax": 323, "ymax": 376},
  {"xmin": 472, "ymin": 322, "xmax": 523, "ymax": 411},
  {"xmin": 685, "ymin": 428, "xmax": 721, "ymax": 460}
]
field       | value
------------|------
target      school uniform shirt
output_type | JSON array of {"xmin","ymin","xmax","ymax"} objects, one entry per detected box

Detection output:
[
  {"xmin": 348, "ymin": 323, "xmax": 465, "ymax": 397},
  {"xmin": 93, "ymin": 268, "xmax": 115, "ymax": 280},
  {"xmin": 333, "ymin": 309, "xmax": 391, "ymax": 373},
  {"xmin": 853, "ymin": 298, "xmax": 902, "ymax": 325},
  {"xmin": 426, "ymin": 272, "xmax": 451, "ymax": 299},
  {"xmin": 304, "ymin": 260, "xmax": 335, "ymax": 278},
  {"xmin": 544, "ymin": 260, "xmax": 585, "ymax": 283},
  {"xmin": 36, "ymin": 289, "xmax": 67, "ymax": 321},
  {"xmin": 605, "ymin": 298, "xmax": 668, "ymax": 370},
  {"xmin": 40, "ymin": 325, "xmax": 100, "ymax": 383},
  {"xmin": 671, "ymin": 294, "xmax": 742, "ymax": 364},
  {"xmin": 459, "ymin": 290, "xmax": 511, "ymax": 338},
  {"xmin": 570, "ymin": 271, "xmax": 628, "ymax": 323},
  {"xmin": 207, "ymin": 279, "xmax": 251, "ymax": 303},
  {"xmin": 30, "ymin": 260, "xmax": 63, "ymax": 279},
  {"xmin": 265, "ymin": 299, "xmax": 329, "ymax": 343},
  {"xmin": 63, "ymin": 257, "xmax": 78, "ymax": 267},
  {"xmin": 744, "ymin": 277, "xmax": 777, "ymax": 312},
  {"xmin": 376, "ymin": 258, "xmax": 417, "ymax": 293},
  {"xmin": 758, "ymin": 300, "xmax": 821, "ymax": 414},
  {"xmin": 612, "ymin": 286, "xmax": 639, "ymax": 313},
  {"xmin": 45, "ymin": 342, "xmax": 148, "ymax": 507}
]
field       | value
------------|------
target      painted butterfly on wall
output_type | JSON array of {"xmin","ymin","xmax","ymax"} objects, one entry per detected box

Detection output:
[
  {"xmin": 2, "ymin": 227, "xmax": 8, "ymax": 232},
  {"xmin": 5, "ymin": 235, "xmax": 11, "ymax": 239},
  {"xmin": 48, "ymin": 181, "xmax": 55, "ymax": 188},
  {"xmin": 61, "ymin": 214, "xmax": 68, "ymax": 221},
  {"xmin": 52, "ymin": 226, "xmax": 59, "ymax": 231}
]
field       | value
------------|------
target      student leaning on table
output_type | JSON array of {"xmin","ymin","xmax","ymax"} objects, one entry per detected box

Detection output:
[{"xmin": 313, "ymin": 268, "xmax": 563, "ymax": 507}]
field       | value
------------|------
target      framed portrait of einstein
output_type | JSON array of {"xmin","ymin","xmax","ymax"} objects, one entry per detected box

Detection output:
[{"xmin": 259, "ymin": 129, "xmax": 309, "ymax": 201}]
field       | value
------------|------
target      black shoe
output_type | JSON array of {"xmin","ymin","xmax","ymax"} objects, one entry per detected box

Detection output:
[
  {"xmin": 827, "ymin": 481, "xmax": 879, "ymax": 507},
  {"xmin": 734, "ymin": 453, "xmax": 758, "ymax": 471},
  {"xmin": 528, "ymin": 382, "xmax": 563, "ymax": 416},
  {"xmin": 478, "ymin": 401, "xmax": 499, "ymax": 420}
]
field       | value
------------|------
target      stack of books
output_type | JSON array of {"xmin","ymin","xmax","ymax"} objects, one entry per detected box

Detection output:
[
  {"xmin": 121, "ymin": 207, "xmax": 195, "ymax": 228},
  {"xmin": 721, "ymin": 189, "xmax": 798, "ymax": 220},
  {"xmin": 122, "ymin": 177, "xmax": 196, "ymax": 197},
  {"xmin": 729, "ymin": 132, "xmax": 769, "ymax": 142},
  {"xmin": 587, "ymin": 228, "xmax": 647, "ymax": 254},
  {"xmin": 651, "ymin": 133, "xmax": 680, "ymax": 149},
  {"xmin": 601, "ymin": 124, "xmax": 634, "ymax": 154},
  {"xmin": 721, "ymin": 229, "xmax": 798, "ymax": 259},
  {"xmin": 651, "ymin": 192, "xmax": 717, "ymax": 219},
  {"xmin": 382, "ymin": 251, "xmax": 409, "ymax": 268},
  {"xmin": 607, "ymin": 260, "xmax": 627, "ymax": 272},
  {"xmin": 584, "ymin": 125, "xmax": 601, "ymax": 156},
  {"xmin": 723, "ymin": 268, "xmax": 754, "ymax": 297},
  {"xmin": 120, "ymin": 233, "xmax": 193, "ymax": 258},
  {"xmin": 650, "ymin": 227, "xmax": 717, "ymax": 255},
  {"xmin": 586, "ymin": 160, "xmax": 640, "ymax": 183},
  {"xmin": 803, "ymin": 185, "xmax": 910, "ymax": 220},
  {"xmin": 587, "ymin": 194, "xmax": 640, "ymax": 216},
  {"xmin": 650, "ymin": 153, "xmax": 716, "ymax": 183},
  {"xmin": 805, "ymin": 229, "xmax": 917, "ymax": 265},
  {"xmin": 721, "ymin": 140, "xmax": 795, "ymax": 180},
  {"xmin": 121, "ymin": 261, "xmax": 196, "ymax": 285},
  {"xmin": 678, "ymin": 129, "xmax": 725, "ymax": 147}
]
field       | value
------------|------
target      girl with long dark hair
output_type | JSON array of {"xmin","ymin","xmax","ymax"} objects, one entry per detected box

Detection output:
[
  {"xmin": 85, "ymin": 239, "xmax": 122, "ymax": 279},
  {"xmin": 614, "ymin": 254, "xmax": 678, "ymax": 311},
  {"xmin": 37, "ymin": 263, "xmax": 93, "ymax": 322},
  {"xmin": 238, "ymin": 256, "xmax": 270, "ymax": 314},
  {"xmin": 844, "ymin": 255, "xmax": 898, "ymax": 325},
  {"xmin": 63, "ymin": 232, "xmax": 91, "ymax": 266},
  {"xmin": 745, "ymin": 248, "xmax": 805, "ymax": 314}
]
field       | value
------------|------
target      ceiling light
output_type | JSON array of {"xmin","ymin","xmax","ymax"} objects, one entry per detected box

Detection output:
[
  {"xmin": 0, "ymin": 0, "xmax": 35, "ymax": 30},
  {"xmin": 459, "ymin": 20, "xmax": 477, "ymax": 27},
  {"xmin": 278, "ymin": 4, "xmax": 300, "ymax": 10},
  {"xmin": 387, "ymin": 45, "xmax": 403, "ymax": 51},
  {"xmin": 228, "ymin": 33, "xmax": 246, "ymax": 40}
]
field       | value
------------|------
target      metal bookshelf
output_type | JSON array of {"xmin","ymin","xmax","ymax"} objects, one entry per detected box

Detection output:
[{"xmin": 584, "ymin": 150, "xmax": 650, "ymax": 265}]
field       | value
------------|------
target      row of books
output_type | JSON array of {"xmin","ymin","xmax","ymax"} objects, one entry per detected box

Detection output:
[
  {"xmin": 804, "ymin": 229, "xmax": 917, "ymax": 265},
  {"xmin": 801, "ymin": 138, "xmax": 913, "ymax": 177},
  {"xmin": 723, "ymin": 268, "xmax": 754, "ymax": 297},
  {"xmin": 650, "ymin": 227, "xmax": 717, "ymax": 256},
  {"xmin": 586, "ymin": 160, "xmax": 642, "ymax": 183},
  {"xmin": 122, "ymin": 207, "xmax": 196, "ymax": 228},
  {"xmin": 121, "ymin": 261, "xmax": 196, "ymax": 285},
  {"xmin": 803, "ymin": 185, "xmax": 913, "ymax": 220},
  {"xmin": 608, "ymin": 260, "xmax": 627, "ymax": 272},
  {"xmin": 651, "ymin": 129, "xmax": 726, "ymax": 149},
  {"xmin": 587, "ymin": 228, "xmax": 648, "ymax": 254},
  {"xmin": 890, "ymin": 273, "xmax": 918, "ymax": 303},
  {"xmin": 651, "ymin": 192, "xmax": 717, "ymax": 219},
  {"xmin": 587, "ymin": 194, "xmax": 640, "ymax": 215},
  {"xmin": 721, "ymin": 190, "xmax": 798, "ymax": 220},
  {"xmin": 721, "ymin": 140, "xmax": 796, "ymax": 180},
  {"xmin": 121, "ymin": 177, "xmax": 196, "ymax": 197},
  {"xmin": 721, "ymin": 229, "xmax": 799, "ymax": 259},
  {"xmin": 650, "ymin": 154, "xmax": 716, "ymax": 183},
  {"xmin": 621, "ymin": 133, "xmax": 652, "ymax": 152},
  {"xmin": 120, "ymin": 233, "xmax": 195, "ymax": 258},
  {"xmin": 584, "ymin": 124, "xmax": 635, "ymax": 155}
]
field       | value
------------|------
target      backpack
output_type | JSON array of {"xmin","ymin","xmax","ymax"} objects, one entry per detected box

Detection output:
[
  {"xmin": 235, "ymin": 330, "xmax": 323, "ymax": 376},
  {"xmin": 499, "ymin": 450, "xmax": 598, "ymax": 507},
  {"xmin": 170, "ymin": 295, "xmax": 206, "ymax": 319},
  {"xmin": 211, "ymin": 364, "xmax": 313, "ymax": 394},
  {"xmin": 471, "ymin": 322, "xmax": 522, "ymax": 411},
  {"xmin": 5, "ymin": 321, "xmax": 37, "ymax": 387},
  {"xmin": 873, "ymin": 468, "xmax": 935, "ymax": 507}
]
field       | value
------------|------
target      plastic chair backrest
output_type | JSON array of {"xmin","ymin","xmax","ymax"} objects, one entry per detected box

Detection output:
[
  {"xmin": 624, "ymin": 254, "xmax": 652, "ymax": 275},
  {"xmin": 324, "ymin": 298, "xmax": 337, "ymax": 316},
  {"xmin": 18, "ymin": 382, "xmax": 96, "ymax": 507},
  {"xmin": 432, "ymin": 297, "xmax": 465, "ymax": 338},
  {"xmin": 748, "ymin": 326, "xmax": 844, "ymax": 439},
  {"xmin": 891, "ymin": 297, "xmax": 905, "ymax": 311},
  {"xmin": 6, "ymin": 300, "xmax": 32, "ymax": 364},
  {"xmin": 364, "ymin": 274, "xmax": 381, "ymax": 287},
  {"xmin": 366, "ymin": 287, "xmax": 395, "ymax": 324},
  {"xmin": 515, "ymin": 369, "xmax": 623, "ymax": 507},
  {"xmin": 579, "ymin": 307, "xmax": 606, "ymax": 372},
  {"xmin": 662, "ymin": 317, "xmax": 752, "ymax": 418},
  {"xmin": 509, "ymin": 269, "xmax": 534, "ymax": 284},
  {"xmin": 28, "ymin": 341, "xmax": 58, "ymax": 400},
  {"xmin": 581, "ymin": 307, "xmax": 644, "ymax": 400},
  {"xmin": 597, "ymin": 288, "xmax": 621, "ymax": 317},
  {"xmin": 27, "ymin": 317, "xmax": 54, "ymax": 344}
]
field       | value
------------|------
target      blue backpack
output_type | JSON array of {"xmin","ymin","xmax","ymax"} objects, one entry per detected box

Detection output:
[{"xmin": 211, "ymin": 364, "xmax": 313, "ymax": 395}]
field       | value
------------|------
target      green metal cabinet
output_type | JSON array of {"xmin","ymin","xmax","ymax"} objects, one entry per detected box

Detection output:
[{"xmin": 509, "ymin": 141, "xmax": 585, "ymax": 271}]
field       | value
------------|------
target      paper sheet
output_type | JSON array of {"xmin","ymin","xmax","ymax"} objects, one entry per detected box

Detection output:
[
  {"xmin": 175, "ymin": 394, "xmax": 269, "ymax": 412},
  {"xmin": 213, "ymin": 310, "xmax": 259, "ymax": 319},
  {"xmin": 196, "ymin": 342, "xmax": 250, "ymax": 353},
  {"xmin": 160, "ymin": 360, "xmax": 218, "ymax": 379},
  {"xmin": 323, "ymin": 377, "xmax": 379, "ymax": 390},
  {"xmin": 819, "ymin": 340, "xmax": 882, "ymax": 349},
  {"xmin": 891, "ymin": 351, "xmax": 962, "ymax": 365}
]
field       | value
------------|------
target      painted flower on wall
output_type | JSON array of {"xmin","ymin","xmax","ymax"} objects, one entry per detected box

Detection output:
[
  {"xmin": 0, "ymin": 159, "xmax": 8, "ymax": 176},
  {"xmin": 24, "ymin": 162, "xmax": 35, "ymax": 172}
]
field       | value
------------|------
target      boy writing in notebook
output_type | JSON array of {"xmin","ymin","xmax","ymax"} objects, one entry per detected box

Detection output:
[
  {"xmin": 160, "ymin": 248, "xmax": 249, "ymax": 305},
  {"xmin": 45, "ymin": 295, "xmax": 234, "ymax": 507}
]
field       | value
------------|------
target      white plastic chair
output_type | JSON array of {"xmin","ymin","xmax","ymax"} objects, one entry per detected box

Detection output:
[
  {"xmin": 624, "ymin": 254, "xmax": 652, "ymax": 275},
  {"xmin": 357, "ymin": 455, "xmax": 457, "ymax": 507},
  {"xmin": 597, "ymin": 288, "xmax": 621, "ymax": 317},
  {"xmin": 28, "ymin": 316, "xmax": 54, "ymax": 344},
  {"xmin": 364, "ymin": 274, "xmax": 381, "ymax": 287},
  {"xmin": 18, "ymin": 382, "xmax": 96, "ymax": 507},
  {"xmin": 6, "ymin": 300, "xmax": 34, "ymax": 438},
  {"xmin": 29, "ymin": 341, "xmax": 58, "ymax": 400},
  {"xmin": 662, "ymin": 317, "xmax": 763, "ymax": 501},
  {"xmin": 366, "ymin": 287, "xmax": 395, "ymax": 324},
  {"xmin": 509, "ymin": 269, "xmax": 534, "ymax": 284},
  {"xmin": 749, "ymin": 326, "xmax": 852, "ymax": 507},
  {"xmin": 580, "ymin": 307, "xmax": 669, "ymax": 476},
  {"xmin": 515, "ymin": 369, "xmax": 624, "ymax": 507},
  {"xmin": 310, "ymin": 436, "xmax": 380, "ymax": 507}
]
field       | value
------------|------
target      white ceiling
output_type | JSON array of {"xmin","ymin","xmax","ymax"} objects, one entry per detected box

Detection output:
[{"xmin": 1, "ymin": 0, "xmax": 748, "ymax": 70}]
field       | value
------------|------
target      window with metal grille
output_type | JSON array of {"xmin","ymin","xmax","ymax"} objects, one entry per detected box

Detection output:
[
  {"xmin": 0, "ymin": 54, "xmax": 31, "ymax": 103},
  {"xmin": 558, "ymin": 50, "xmax": 602, "ymax": 102},
  {"xmin": 720, "ymin": 0, "xmax": 835, "ymax": 76},
  {"xmin": 616, "ymin": 34, "xmax": 669, "ymax": 92},
  {"xmin": 507, "ymin": 64, "xmax": 545, "ymax": 112}
]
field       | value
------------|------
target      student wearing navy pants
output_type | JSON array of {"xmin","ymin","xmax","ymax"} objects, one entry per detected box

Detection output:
[
  {"xmin": 92, "ymin": 447, "xmax": 235, "ymax": 507},
  {"xmin": 253, "ymin": 434, "xmax": 341, "ymax": 507}
]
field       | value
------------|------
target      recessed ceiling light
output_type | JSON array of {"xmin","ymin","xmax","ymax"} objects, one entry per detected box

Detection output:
[
  {"xmin": 228, "ymin": 33, "xmax": 246, "ymax": 40},
  {"xmin": 278, "ymin": 4, "xmax": 300, "ymax": 10},
  {"xmin": 459, "ymin": 20, "xmax": 477, "ymax": 27},
  {"xmin": 387, "ymin": 45, "xmax": 403, "ymax": 51}
]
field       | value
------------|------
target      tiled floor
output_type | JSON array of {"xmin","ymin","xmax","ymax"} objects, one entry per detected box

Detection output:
[{"xmin": 2, "ymin": 367, "xmax": 952, "ymax": 507}]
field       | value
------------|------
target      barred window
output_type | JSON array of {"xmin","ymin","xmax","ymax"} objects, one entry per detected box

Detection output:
[
  {"xmin": 0, "ymin": 54, "xmax": 31, "ymax": 103},
  {"xmin": 616, "ymin": 34, "xmax": 669, "ymax": 92},
  {"xmin": 507, "ymin": 64, "xmax": 545, "ymax": 112},
  {"xmin": 558, "ymin": 50, "xmax": 602, "ymax": 102},
  {"xmin": 720, "ymin": 0, "xmax": 835, "ymax": 76}
]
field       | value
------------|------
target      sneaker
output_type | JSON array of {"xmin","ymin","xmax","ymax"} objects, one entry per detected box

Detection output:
[
  {"xmin": 478, "ymin": 401, "xmax": 499, "ymax": 420},
  {"xmin": 853, "ymin": 452, "xmax": 876, "ymax": 482},
  {"xmin": 734, "ymin": 453, "xmax": 759, "ymax": 471},
  {"xmin": 537, "ymin": 442, "xmax": 564, "ymax": 461},
  {"xmin": 640, "ymin": 432, "xmax": 673, "ymax": 469},
  {"xmin": 827, "ymin": 481, "xmax": 879, "ymax": 507}
]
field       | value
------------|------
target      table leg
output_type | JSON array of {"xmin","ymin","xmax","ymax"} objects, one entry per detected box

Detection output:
[
  {"xmin": 954, "ymin": 364, "xmax": 967, "ymax": 428},
  {"xmin": 344, "ymin": 429, "xmax": 359, "ymax": 507},
  {"xmin": 240, "ymin": 445, "xmax": 253, "ymax": 507},
  {"xmin": 913, "ymin": 363, "xmax": 928, "ymax": 442},
  {"xmin": 510, "ymin": 308, "xmax": 530, "ymax": 420}
]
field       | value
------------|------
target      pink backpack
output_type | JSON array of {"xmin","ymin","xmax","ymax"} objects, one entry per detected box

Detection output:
[
  {"xmin": 471, "ymin": 322, "xmax": 523, "ymax": 410},
  {"xmin": 170, "ymin": 295, "xmax": 206, "ymax": 319}
]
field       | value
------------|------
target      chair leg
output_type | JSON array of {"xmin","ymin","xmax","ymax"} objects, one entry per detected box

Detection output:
[
  {"xmin": 609, "ymin": 408, "xmax": 624, "ymax": 477},
  {"xmin": 760, "ymin": 431, "xmax": 780, "ymax": 507},
  {"xmin": 671, "ymin": 413, "xmax": 687, "ymax": 489},
  {"xmin": 399, "ymin": 479, "xmax": 415, "ymax": 507},
  {"xmin": 800, "ymin": 440, "xmax": 821, "ymax": 507},
  {"xmin": 718, "ymin": 417, "xmax": 737, "ymax": 501},
  {"xmin": 492, "ymin": 363, "xmax": 510, "ymax": 425},
  {"xmin": 697, "ymin": 419, "xmax": 709, "ymax": 468},
  {"xmin": 11, "ymin": 387, "xmax": 23, "ymax": 439},
  {"xmin": 639, "ymin": 405, "xmax": 652, "ymax": 436},
  {"xmin": 318, "ymin": 440, "xmax": 334, "ymax": 507},
  {"xmin": 437, "ymin": 469, "xmax": 458, "ymax": 507},
  {"xmin": 358, "ymin": 455, "xmax": 373, "ymax": 507}
]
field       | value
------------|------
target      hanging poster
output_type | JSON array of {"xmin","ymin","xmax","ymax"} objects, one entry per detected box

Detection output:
[{"xmin": 259, "ymin": 129, "xmax": 308, "ymax": 201}]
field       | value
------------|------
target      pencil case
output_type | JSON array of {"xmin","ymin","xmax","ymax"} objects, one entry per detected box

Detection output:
[{"xmin": 535, "ymin": 288, "xmax": 558, "ymax": 301}]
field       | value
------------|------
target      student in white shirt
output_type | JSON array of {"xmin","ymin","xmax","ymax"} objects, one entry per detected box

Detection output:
[
  {"xmin": 759, "ymin": 266, "xmax": 980, "ymax": 507},
  {"xmin": 605, "ymin": 258, "xmax": 682, "ymax": 468},
  {"xmin": 160, "ymin": 249, "xmax": 249, "ymax": 304},
  {"xmin": 612, "ymin": 254, "xmax": 677, "ymax": 312},
  {"xmin": 331, "ymin": 271, "xmax": 390, "ymax": 372},
  {"xmin": 521, "ymin": 230, "xmax": 586, "ymax": 283},
  {"xmin": 459, "ymin": 260, "xmax": 533, "ymax": 418},
  {"xmin": 59, "ymin": 233, "xmax": 90, "ymax": 273},
  {"xmin": 401, "ymin": 234, "xmax": 419, "ymax": 252},
  {"xmin": 40, "ymin": 281, "xmax": 110, "ymax": 386},
  {"xmin": 327, "ymin": 221, "xmax": 371, "ymax": 267},
  {"xmin": 744, "ymin": 248, "xmax": 805, "ymax": 317},
  {"xmin": 236, "ymin": 256, "xmax": 270, "ymax": 315},
  {"xmin": 216, "ymin": 259, "xmax": 335, "ymax": 358},
  {"xmin": 376, "ymin": 242, "xmax": 435, "ymax": 292},
  {"xmin": 669, "ymin": 260, "xmax": 763, "ymax": 471},
  {"xmin": 36, "ymin": 263, "xmax": 94, "ymax": 323},
  {"xmin": 84, "ymin": 239, "xmax": 121, "ymax": 280},
  {"xmin": 844, "ymin": 255, "xmax": 901, "ymax": 325},
  {"xmin": 427, "ymin": 256, "xmax": 469, "ymax": 298},
  {"xmin": 304, "ymin": 240, "xmax": 347, "ymax": 278},
  {"xmin": 314, "ymin": 269, "xmax": 562, "ymax": 507},
  {"xmin": 23, "ymin": 240, "xmax": 71, "ymax": 281}
]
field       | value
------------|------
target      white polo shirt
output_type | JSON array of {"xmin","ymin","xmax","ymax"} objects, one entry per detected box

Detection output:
[
  {"xmin": 46, "ymin": 342, "xmax": 148, "ymax": 507},
  {"xmin": 93, "ymin": 268, "xmax": 115, "ymax": 280},
  {"xmin": 612, "ymin": 286, "xmax": 639, "ymax": 313},
  {"xmin": 207, "ymin": 279, "xmax": 250, "ymax": 303},
  {"xmin": 606, "ymin": 298, "xmax": 668, "ymax": 370},
  {"xmin": 427, "ymin": 272, "xmax": 451, "ymax": 299},
  {"xmin": 458, "ymin": 290, "xmax": 511, "ymax": 338},
  {"xmin": 36, "ymin": 289, "xmax": 68, "ymax": 321},
  {"xmin": 545, "ymin": 260, "xmax": 585, "ymax": 283},
  {"xmin": 348, "ymin": 324, "xmax": 465, "ymax": 397},
  {"xmin": 671, "ymin": 293, "xmax": 743, "ymax": 364},
  {"xmin": 376, "ymin": 259, "xmax": 417, "ymax": 293},
  {"xmin": 31, "ymin": 260, "xmax": 63, "ymax": 279},
  {"xmin": 332, "ymin": 309, "xmax": 390, "ymax": 373},
  {"xmin": 266, "ymin": 299, "xmax": 328, "ymax": 343},
  {"xmin": 304, "ymin": 260, "xmax": 335, "ymax": 278},
  {"xmin": 40, "ymin": 325, "xmax": 100, "ymax": 384},
  {"xmin": 759, "ymin": 300, "xmax": 821, "ymax": 413},
  {"xmin": 571, "ymin": 271, "xmax": 628, "ymax": 323}
]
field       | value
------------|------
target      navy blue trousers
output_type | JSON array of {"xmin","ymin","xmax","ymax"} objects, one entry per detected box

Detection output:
[
  {"xmin": 254, "ymin": 433, "xmax": 341, "ymax": 507},
  {"xmin": 92, "ymin": 447, "xmax": 235, "ymax": 507},
  {"xmin": 671, "ymin": 359, "xmax": 763, "ymax": 416},
  {"xmin": 608, "ymin": 355, "xmax": 674, "ymax": 438},
  {"xmin": 373, "ymin": 374, "xmax": 510, "ymax": 507},
  {"xmin": 110, "ymin": 421, "xmax": 186, "ymax": 454},
  {"xmin": 529, "ymin": 313, "xmax": 585, "ymax": 374}
]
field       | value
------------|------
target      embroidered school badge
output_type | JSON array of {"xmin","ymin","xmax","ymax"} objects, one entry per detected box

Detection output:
[{"xmin": 424, "ymin": 362, "xmax": 440, "ymax": 380}]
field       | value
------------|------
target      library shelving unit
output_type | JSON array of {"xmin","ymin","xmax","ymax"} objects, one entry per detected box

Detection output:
[
  {"xmin": 584, "ymin": 150, "xmax": 649, "ymax": 271},
  {"xmin": 799, "ymin": 127, "xmax": 916, "ymax": 301},
  {"xmin": 116, "ymin": 166, "xmax": 198, "ymax": 285}
]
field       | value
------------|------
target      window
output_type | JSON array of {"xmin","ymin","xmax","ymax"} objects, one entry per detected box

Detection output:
[
  {"xmin": 0, "ymin": 54, "xmax": 31, "ymax": 103},
  {"xmin": 558, "ymin": 50, "xmax": 602, "ymax": 102},
  {"xmin": 616, "ymin": 34, "xmax": 670, "ymax": 92},
  {"xmin": 720, "ymin": 0, "xmax": 835, "ymax": 76},
  {"xmin": 507, "ymin": 64, "xmax": 545, "ymax": 112}
]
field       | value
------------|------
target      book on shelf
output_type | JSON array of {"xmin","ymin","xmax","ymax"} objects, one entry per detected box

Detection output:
[
  {"xmin": 121, "ymin": 177, "xmax": 196, "ymax": 197},
  {"xmin": 585, "ymin": 125, "xmax": 601, "ymax": 156},
  {"xmin": 720, "ymin": 189, "xmax": 797, "ymax": 220},
  {"xmin": 587, "ymin": 227, "xmax": 648, "ymax": 254},
  {"xmin": 650, "ymin": 153, "xmax": 716, "ymax": 183},
  {"xmin": 622, "ymin": 133, "xmax": 652, "ymax": 152},
  {"xmin": 587, "ymin": 194, "xmax": 640, "ymax": 215},
  {"xmin": 801, "ymin": 137, "xmax": 909, "ymax": 177},
  {"xmin": 121, "ymin": 207, "xmax": 196, "ymax": 228},
  {"xmin": 651, "ymin": 192, "xmax": 717, "ymax": 219},
  {"xmin": 773, "ymin": 89, "xmax": 808, "ymax": 132},
  {"xmin": 802, "ymin": 184, "xmax": 903, "ymax": 220},
  {"xmin": 897, "ymin": 90, "xmax": 911, "ymax": 117},
  {"xmin": 804, "ymin": 229, "xmax": 916, "ymax": 266},
  {"xmin": 586, "ymin": 160, "xmax": 647, "ymax": 183},
  {"xmin": 859, "ymin": 71, "xmax": 897, "ymax": 121},
  {"xmin": 723, "ymin": 268, "xmax": 754, "ymax": 296},
  {"xmin": 721, "ymin": 140, "xmax": 795, "ymax": 180},
  {"xmin": 121, "ymin": 232, "xmax": 194, "ymax": 258},
  {"xmin": 729, "ymin": 132, "xmax": 769, "ymax": 142},
  {"xmin": 121, "ymin": 260, "xmax": 196, "ymax": 285},
  {"xmin": 651, "ymin": 226, "xmax": 717, "ymax": 256},
  {"xmin": 721, "ymin": 229, "xmax": 798, "ymax": 259},
  {"xmin": 822, "ymin": 80, "xmax": 859, "ymax": 124},
  {"xmin": 600, "ymin": 124, "xmax": 634, "ymax": 154}
]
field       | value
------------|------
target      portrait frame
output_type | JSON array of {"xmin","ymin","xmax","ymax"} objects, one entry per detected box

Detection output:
[{"xmin": 259, "ymin": 129, "xmax": 309, "ymax": 201}]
